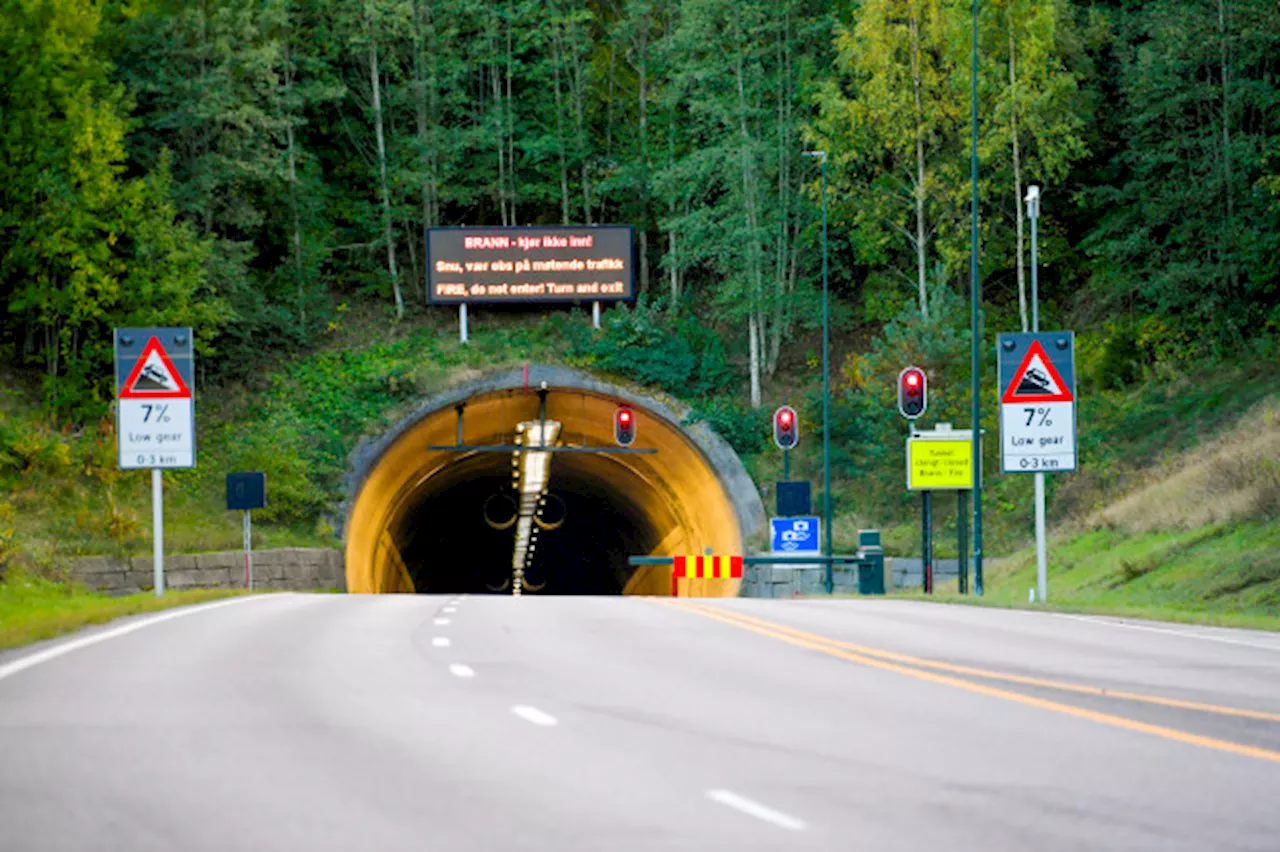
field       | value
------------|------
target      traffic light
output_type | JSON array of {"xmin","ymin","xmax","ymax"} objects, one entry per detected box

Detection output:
[
  {"xmin": 898, "ymin": 366, "xmax": 927, "ymax": 419},
  {"xmin": 614, "ymin": 405, "xmax": 636, "ymax": 446},
  {"xmin": 773, "ymin": 405, "xmax": 799, "ymax": 450}
]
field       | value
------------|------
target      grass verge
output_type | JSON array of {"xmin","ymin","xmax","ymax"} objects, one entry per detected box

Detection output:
[
  {"xmin": 882, "ymin": 521, "xmax": 1280, "ymax": 631},
  {"xmin": 0, "ymin": 570, "xmax": 247, "ymax": 651}
]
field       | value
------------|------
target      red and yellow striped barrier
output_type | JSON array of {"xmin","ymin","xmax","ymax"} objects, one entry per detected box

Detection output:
[{"xmin": 671, "ymin": 555, "xmax": 743, "ymax": 596}]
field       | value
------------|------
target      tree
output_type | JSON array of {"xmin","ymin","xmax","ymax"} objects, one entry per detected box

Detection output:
[
  {"xmin": 0, "ymin": 0, "xmax": 226, "ymax": 416},
  {"xmin": 816, "ymin": 0, "xmax": 965, "ymax": 322},
  {"xmin": 980, "ymin": 0, "xmax": 1087, "ymax": 330},
  {"xmin": 1082, "ymin": 0, "xmax": 1280, "ymax": 345}
]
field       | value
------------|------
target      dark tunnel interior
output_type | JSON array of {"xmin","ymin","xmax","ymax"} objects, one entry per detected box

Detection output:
[{"xmin": 394, "ymin": 453, "xmax": 663, "ymax": 594}]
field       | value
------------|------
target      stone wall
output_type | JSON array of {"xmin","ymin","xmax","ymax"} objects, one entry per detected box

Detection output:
[
  {"xmin": 70, "ymin": 548, "xmax": 345, "ymax": 595},
  {"xmin": 742, "ymin": 562, "xmax": 886, "ymax": 598}
]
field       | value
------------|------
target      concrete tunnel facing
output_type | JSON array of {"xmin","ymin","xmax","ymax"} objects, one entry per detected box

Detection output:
[{"xmin": 342, "ymin": 367, "xmax": 766, "ymax": 596}]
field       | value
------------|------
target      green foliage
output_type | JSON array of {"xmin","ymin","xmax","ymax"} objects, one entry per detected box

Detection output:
[
  {"xmin": 560, "ymin": 300, "xmax": 732, "ymax": 400},
  {"xmin": 0, "ymin": 568, "xmax": 243, "ymax": 650},
  {"xmin": 1082, "ymin": 0, "xmax": 1280, "ymax": 342}
]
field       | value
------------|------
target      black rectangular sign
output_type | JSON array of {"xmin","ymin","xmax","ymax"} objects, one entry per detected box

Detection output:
[
  {"xmin": 226, "ymin": 472, "xmax": 266, "ymax": 511},
  {"xmin": 426, "ymin": 225, "xmax": 634, "ymax": 304}
]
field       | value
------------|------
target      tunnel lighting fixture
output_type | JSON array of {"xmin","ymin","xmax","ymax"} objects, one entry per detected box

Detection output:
[{"xmin": 511, "ymin": 419, "xmax": 562, "ymax": 596}]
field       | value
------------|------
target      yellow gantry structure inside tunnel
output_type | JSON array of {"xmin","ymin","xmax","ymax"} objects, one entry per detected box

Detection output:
[{"xmin": 344, "ymin": 373, "xmax": 758, "ymax": 596}]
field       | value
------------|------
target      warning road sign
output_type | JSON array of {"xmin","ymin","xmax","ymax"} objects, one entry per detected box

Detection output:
[
  {"xmin": 115, "ymin": 328, "xmax": 195, "ymax": 469},
  {"xmin": 1001, "ymin": 340, "xmax": 1073, "ymax": 404},
  {"xmin": 120, "ymin": 336, "xmax": 192, "ymax": 399},
  {"xmin": 998, "ymin": 332, "xmax": 1076, "ymax": 474}
]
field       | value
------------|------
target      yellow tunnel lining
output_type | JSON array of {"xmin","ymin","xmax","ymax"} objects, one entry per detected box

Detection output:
[{"xmin": 345, "ymin": 386, "xmax": 744, "ymax": 596}]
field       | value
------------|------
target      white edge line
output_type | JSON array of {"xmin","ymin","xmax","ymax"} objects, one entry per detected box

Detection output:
[
  {"xmin": 511, "ymin": 705, "xmax": 558, "ymax": 727},
  {"xmin": 1051, "ymin": 613, "xmax": 1280, "ymax": 652},
  {"xmin": 431, "ymin": 637, "xmax": 451, "ymax": 648},
  {"xmin": 706, "ymin": 789, "xmax": 806, "ymax": 832},
  {"xmin": 0, "ymin": 595, "xmax": 276, "ymax": 684},
  {"xmin": 449, "ymin": 664, "xmax": 476, "ymax": 679}
]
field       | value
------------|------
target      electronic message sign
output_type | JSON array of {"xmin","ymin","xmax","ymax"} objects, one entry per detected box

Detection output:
[{"xmin": 426, "ymin": 225, "xmax": 634, "ymax": 304}]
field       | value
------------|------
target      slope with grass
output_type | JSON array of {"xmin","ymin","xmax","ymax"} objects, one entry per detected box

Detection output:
[{"xmin": 947, "ymin": 398, "xmax": 1280, "ymax": 627}]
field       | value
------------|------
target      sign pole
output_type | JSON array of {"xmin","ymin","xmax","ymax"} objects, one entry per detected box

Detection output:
[
  {"xmin": 922, "ymin": 490, "xmax": 933, "ymax": 594},
  {"xmin": 592, "ymin": 300, "xmax": 601, "ymax": 329},
  {"xmin": 958, "ymin": 490, "xmax": 969, "ymax": 594},
  {"xmin": 1028, "ymin": 186, "xmax": 1048, "ymax": 602},
  {"xmin": 459, "ymin": 304, "xmax": 469, "ymax": 344},
  {"xmin": 152, "ymin": 468, "xmax": 165, "ymax": 596},
  {"xmin": 243, "ymin": 509, "xmax": 253, "ymax": 591},
  {"xmin": 782, "ymin": 447, "xmax": 790, "ymax": 481}
]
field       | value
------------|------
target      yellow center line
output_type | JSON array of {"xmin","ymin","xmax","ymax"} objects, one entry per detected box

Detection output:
[
  {"xmin": 663, "ymin": 601, "xmax": 1280, "ymax": 764},
  {"xmin": 678, "ymin": 603, "xmax": 1280, "ymax": 723}
]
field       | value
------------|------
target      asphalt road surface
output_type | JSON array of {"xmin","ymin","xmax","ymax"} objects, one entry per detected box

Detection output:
[{"xmin": 2, "ymin": 594, "xmax": 1279, "ymax": 851}]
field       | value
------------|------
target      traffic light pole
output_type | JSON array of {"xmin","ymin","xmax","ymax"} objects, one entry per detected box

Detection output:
[
  {"xmin": 783, "ymin": 447, "xmax": 790, "ymax": 481},
  {"xmin": 803, "ymin": 150, "xmax": 832, "ymax": 594}
]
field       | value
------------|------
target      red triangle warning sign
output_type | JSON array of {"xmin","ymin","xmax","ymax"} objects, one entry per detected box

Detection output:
[
  {"xmin": 1001, "ymin": 340, "xmax": 1073, "ymax": 404},
  {"xmin": 120, "ymin": 337, "xmax": 191, "ymax": 399}
]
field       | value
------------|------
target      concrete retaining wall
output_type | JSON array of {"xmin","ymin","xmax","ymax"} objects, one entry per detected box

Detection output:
[
  {"xmin": 742, "ymin": 563, "xmax": 884, "ymax": 598},
  {"xmin": 890, "ymin": 558, "xmax": 960, "ymax": 590},
  {"xmin": 70, "ymin": 548, "xmax": 345, "ymax": 595}
]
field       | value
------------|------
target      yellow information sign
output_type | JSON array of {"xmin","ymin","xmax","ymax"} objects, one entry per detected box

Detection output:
[{"xmin": 907, "ymin": 435, "xmax": 974, "ymax": 491}]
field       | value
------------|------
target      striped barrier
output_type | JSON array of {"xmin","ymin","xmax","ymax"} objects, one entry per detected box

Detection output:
[{"xmin": 671, "ymin": 555, "xmax": 743, "ymax": 597}]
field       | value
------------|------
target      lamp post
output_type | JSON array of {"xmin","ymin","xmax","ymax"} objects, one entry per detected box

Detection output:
[
  {"xmin": 803, "ymin": 150, "xmax": 832, "ymax": 593},
  {"xmin": 1026, "ymin": 184, "xmax": 1046, "ymax": 603},
  {"xmin": 969, "ymin": 0, "xmax": 984, "ymax": 596}
]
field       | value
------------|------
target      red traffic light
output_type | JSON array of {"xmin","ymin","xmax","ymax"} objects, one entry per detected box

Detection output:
[
  {"xmin": 773, "ymin": 405, "xmax": 799, "ymax": 450},
  {"xmin": 898, "ymin": 367, "xmax": 927, "ymax": 419},
  {"xmin": 614, "ymin": 405, "xmax": 636, "ymax": 446}
]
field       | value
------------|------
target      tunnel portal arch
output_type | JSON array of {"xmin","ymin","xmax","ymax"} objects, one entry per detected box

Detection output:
[{"xmin": 343, "ymin": 366, "xmax": 765, "ymax": 596}]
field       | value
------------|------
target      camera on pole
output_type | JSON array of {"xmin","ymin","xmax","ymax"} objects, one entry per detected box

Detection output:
[{"xmin": 898, "ymin": 366, "xmax": 927, "ymax": 420}]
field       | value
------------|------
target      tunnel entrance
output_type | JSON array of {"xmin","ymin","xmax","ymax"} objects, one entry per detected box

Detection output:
[{"xmin": 343, "ymin": 366, "xmax": 765, "ymax": 596}]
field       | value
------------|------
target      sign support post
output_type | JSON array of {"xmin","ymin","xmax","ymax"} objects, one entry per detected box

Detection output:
[
  {"xmin": 459, "ymin": 304, "xmax": 469, "ymax": 344},
  {"xmin": 958, "ymin": 490, "xmax": 969, "ymax": 594},
  {"xmin": 243, "ymin": 509, "xmax": 253, "ymax": 591},
  {"xmin": 592, "ymin": 300, "xmax": 601, "ymax": 329},
  {"xmin": 921, "ymin": 491, "xmax": 933, "ymax": 594},
  {"xmin": 152, "ymin": 469, "xmax": 164, "ymax": 596}
]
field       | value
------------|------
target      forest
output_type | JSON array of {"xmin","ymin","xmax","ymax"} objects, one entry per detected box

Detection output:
[{"xmin": 1, "ymin": 0, "xmax": 1278, "ymax": 421}]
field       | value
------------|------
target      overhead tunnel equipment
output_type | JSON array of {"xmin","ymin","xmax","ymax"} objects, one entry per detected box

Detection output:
[{"xmin": 343, "ymin": 369, "xmax": 764, "ymax": 596}]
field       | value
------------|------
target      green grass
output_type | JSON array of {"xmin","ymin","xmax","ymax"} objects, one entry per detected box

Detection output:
[
  {"xmin": 0, "ymin": 570, "xmax": 247, "ymax": 651},
  {"xmin": 899, "ymin": 522, "xmax": 1280, "ymax": 630}
]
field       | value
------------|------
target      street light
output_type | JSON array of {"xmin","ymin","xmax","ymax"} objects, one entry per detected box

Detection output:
[
  {"xmin": 969, "ymin": 0, "xmax": 984, "ymax": 596},
  {"xmin": 1025, "ymin": 184, "xmax": 1046, "ymax": 604},
  {"xmin": 803, "ymin": 150, "xmax": 832, "ymax": 593}
]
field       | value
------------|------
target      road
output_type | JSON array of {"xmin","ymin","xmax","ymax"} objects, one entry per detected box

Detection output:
[{"xmin": 2, "ymin": 594, "xmax": 1279, "ymax": 850}]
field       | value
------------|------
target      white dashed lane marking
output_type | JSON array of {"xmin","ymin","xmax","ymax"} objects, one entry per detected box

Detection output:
[
  {"xmin": 434, "ymin": 618, "xmax": 451, "ymax": 626},
  {"xmin": 706, "ymin": 789, "xmax": 806, "ymax": 832},
  {"xmin": 511, "ymin": 705, "xmax": 558, "ymax": 727},
  {"xmin": 449, "ymin": 664, "xmax": 476, "ymax": 679},
  {"xmin": 432, "ymin": 637, "xmax": 451, "ymax": 648}
]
